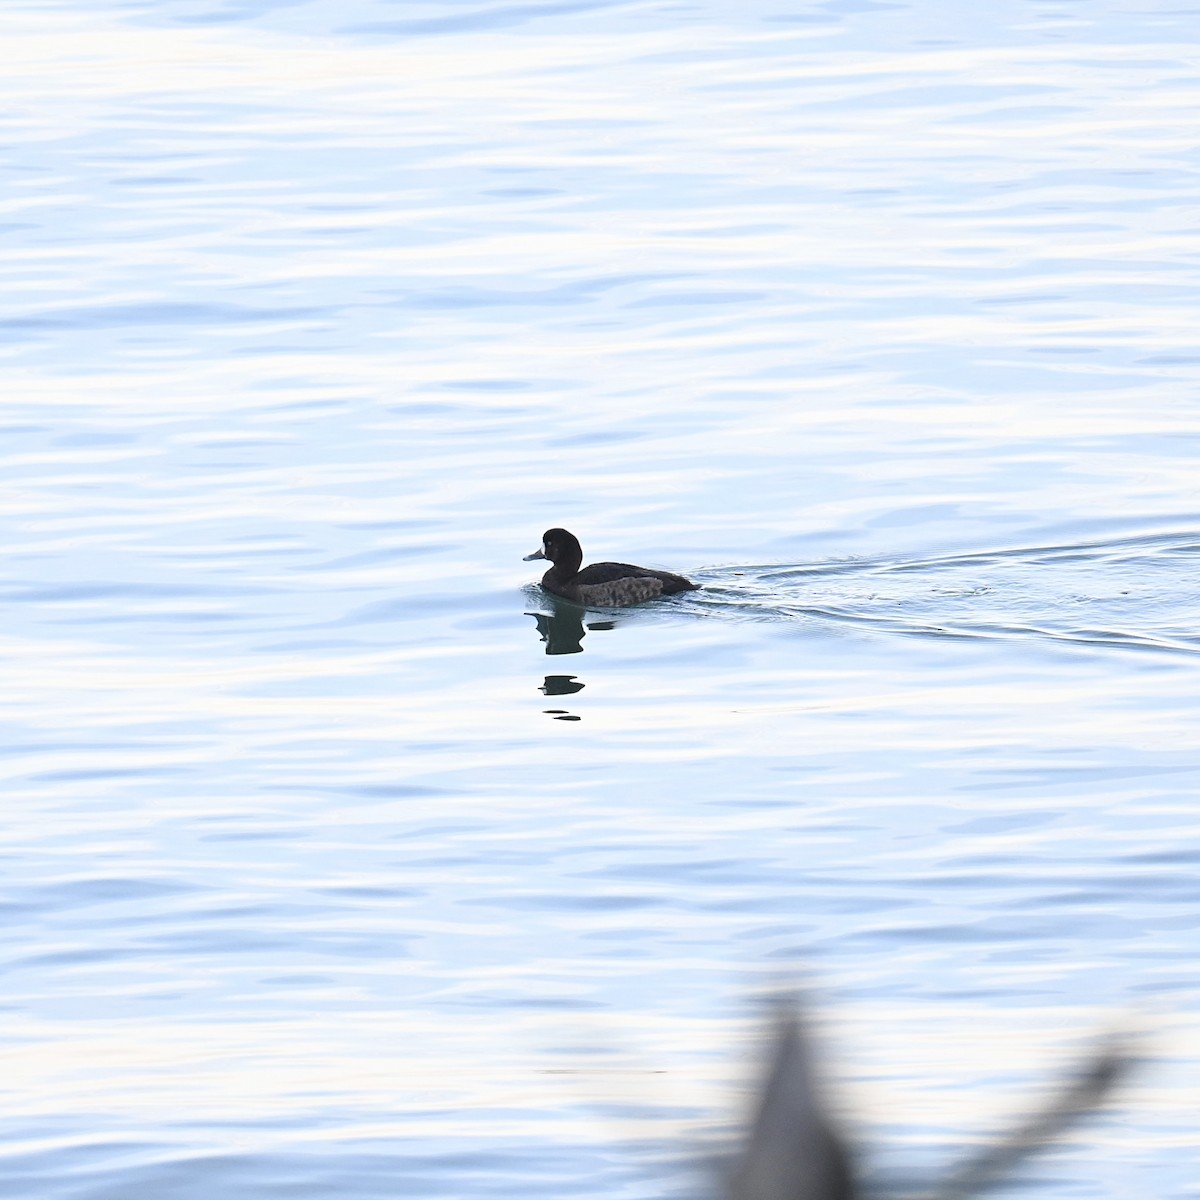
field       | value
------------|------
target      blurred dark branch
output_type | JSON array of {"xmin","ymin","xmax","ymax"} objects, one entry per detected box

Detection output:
[
  {"xmin": 922, "ymin": 1035, "xmax": 1137, "ymax": 1200},
  {"xmin": 722, "ymin": 1007, "xmax": 1137, "ymax": 1200}
]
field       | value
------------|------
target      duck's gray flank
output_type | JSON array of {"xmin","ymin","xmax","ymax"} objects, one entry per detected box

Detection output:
[
  {"xmin": 523, "ymin": 527, "xmax": 698, "ymax": 606},
  {"xmin": 576, "ymin": 576, "xmax": 665, "ymax": 606}
]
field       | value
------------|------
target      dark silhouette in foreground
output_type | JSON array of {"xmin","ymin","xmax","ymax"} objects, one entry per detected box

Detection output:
[{"xmin": 725, "ymin": 1008, "xmax": 1135, "ymax": 1200}]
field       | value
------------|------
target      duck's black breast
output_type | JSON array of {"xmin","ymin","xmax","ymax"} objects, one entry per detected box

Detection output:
[{"xmin": 550, "ymin": 561, "xmax": 699, "ymax": 607}]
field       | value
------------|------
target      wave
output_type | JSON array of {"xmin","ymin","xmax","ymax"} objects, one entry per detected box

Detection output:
[{"xmin": 687, "ymin": 530, "xmax": 1200, "ymax": 656}]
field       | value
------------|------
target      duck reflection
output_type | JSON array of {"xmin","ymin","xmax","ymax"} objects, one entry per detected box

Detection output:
[
  {"xmin": 527, "ymin": 600, "xmax": 620, "ymax": 722},
  {"xmin": 526, "ymin": 601, "xmax": 616, "ymax": 656},
  {"xmin": 541, "ymin": 675, "xmax": 583, "ymax": 719},
  {"xmin": 541, "ymin": 674, "xmax": 583, "ymax": 696}
]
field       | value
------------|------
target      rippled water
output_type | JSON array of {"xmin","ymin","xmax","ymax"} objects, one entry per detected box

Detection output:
[{"xmin": 2, "ymin": 1, "xmax": 1198, "ymax": 1197}]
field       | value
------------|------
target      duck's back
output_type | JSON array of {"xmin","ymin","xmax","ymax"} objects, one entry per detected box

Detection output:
[{"xmin": 567, "ymin": 561, "xmax": 699, "ymax": 607}]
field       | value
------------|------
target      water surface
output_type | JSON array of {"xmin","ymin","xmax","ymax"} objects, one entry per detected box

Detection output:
[{"xmin": 1, "ymin": 1, "xmax": 1198, "ymax": 1197}]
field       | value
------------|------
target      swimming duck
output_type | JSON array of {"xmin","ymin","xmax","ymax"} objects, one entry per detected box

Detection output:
[{"xmin": 523, "ymin": 527, "xmax": 699, "ymax": 607}]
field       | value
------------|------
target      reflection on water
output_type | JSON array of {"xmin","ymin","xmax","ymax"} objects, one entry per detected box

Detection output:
[
  {"xmin": 528, "ymin": 601, "xmax": 618, "ymax": 656},
  {"xmin": 541, "ymin": 675, "xmax": 584, "ymax": 696},
  {"xmin": 542, "ymin": 673, "xmax": 585, "ymax": 721},
  {"xmin": 528, "ymin": 605, "xmax": 588, "ymax": 655}
]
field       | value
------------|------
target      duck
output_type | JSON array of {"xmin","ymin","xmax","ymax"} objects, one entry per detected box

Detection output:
[{"xmin": 523, "ymin": 527, "xmax": 699, "ymax": 607}]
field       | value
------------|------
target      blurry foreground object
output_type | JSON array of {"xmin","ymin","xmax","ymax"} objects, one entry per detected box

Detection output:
[{"xmin": 726, "ymin": 1007, "xmax": 1135, "ymax": 1200}]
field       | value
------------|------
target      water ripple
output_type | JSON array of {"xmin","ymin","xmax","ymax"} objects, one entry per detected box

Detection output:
[{"xmin": 694, "ymin": 530, "xmax": 1200, "ymax": 655}]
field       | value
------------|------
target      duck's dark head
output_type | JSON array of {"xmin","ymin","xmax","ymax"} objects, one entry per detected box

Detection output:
[{"xmin": 523, "ymin": 528, "xmax": 582, "ymax": 573}]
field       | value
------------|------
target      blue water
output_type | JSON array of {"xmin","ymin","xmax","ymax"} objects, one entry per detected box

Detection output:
[{"xmin": 1, "ymin": 1, "xmax": 1198, "ymax": 1196}]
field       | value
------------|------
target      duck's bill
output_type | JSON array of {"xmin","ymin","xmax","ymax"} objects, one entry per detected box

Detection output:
[{"xmin": 523, "ymin": 548, "xmax": 546, "ymax": 561}]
